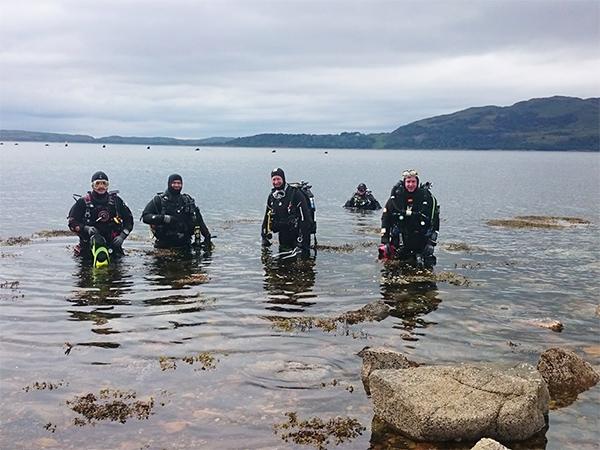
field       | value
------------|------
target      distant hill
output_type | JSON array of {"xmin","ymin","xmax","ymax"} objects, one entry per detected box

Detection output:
[
  {"xmin": 0, "ymin": 130, "xmax": 234, "ymax": 147},
  {"xmin": 2, "ymin": 96, "xmax": 598, "ymax": 151},
  {"xmin": 226, "ymin": 132, "xmax": 375, "ymax": 149},
  {"xmin": 385, "ymin": 96, "xmax": 599, "ymax": 150}
]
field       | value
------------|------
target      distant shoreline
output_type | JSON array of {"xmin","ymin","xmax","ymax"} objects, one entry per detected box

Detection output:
[
  {"xmin": 1, "ymin": 140, "xmax": 596, "ymax": 153},
  {"xmin": 2, "ymin": 96, "xmax": 598, "ymax": 151}
]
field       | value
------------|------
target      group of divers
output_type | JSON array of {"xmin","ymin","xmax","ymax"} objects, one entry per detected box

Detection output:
[{"xmin": 68, "ymin": 168, "xmax": 440, "ymax": 269}]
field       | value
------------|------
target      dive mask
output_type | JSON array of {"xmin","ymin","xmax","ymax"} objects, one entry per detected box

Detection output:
[{"xmin": 92, "ymin": 180, "xmax": 109, "ymax": 189}]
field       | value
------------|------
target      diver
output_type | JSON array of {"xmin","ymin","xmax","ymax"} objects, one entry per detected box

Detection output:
[
  {"xmin": 344, "ymin": 183, "xmax": 381, "ymax": 210},
  {"xmin": 261, "ymin": 168, "xmax": 314, "ymax": 258},
  {"xmin": 380, "ymin": 169, "xmax": 440, "ymax": 268},
  {"xmin": 141, "ymin": 174, "xmax": 211, "ymax": 249},
  {"xmin": 68, "ymin": 171, "xmax": 134, "ymax": 266}
]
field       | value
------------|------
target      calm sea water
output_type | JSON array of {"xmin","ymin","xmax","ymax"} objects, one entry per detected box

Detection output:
[{"xmin": 0, "ymin": 142, "xmax": 599, "ymax": 449}]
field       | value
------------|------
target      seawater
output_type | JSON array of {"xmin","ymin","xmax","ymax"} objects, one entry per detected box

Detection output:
[{"xmin": 0, "ymin": 143, "xmax": 599, "ymax": 449}]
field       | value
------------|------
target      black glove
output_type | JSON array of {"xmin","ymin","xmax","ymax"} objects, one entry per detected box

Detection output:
[
  {"xmin": 381, "ymin": 234, "xmax": 389, "ymax": 245},
  {"xmin": 163, "ymin": 215, "xmax": 177, "ymax": 224},
  {"xmin": 111, "ymin": 231, "xmax": 128, "ymax": 248},
  {"xmin": 261, "ymin": 231, "xmax": 272, "ymax": 246},
  {"xmin": 423, "ymin": 243, "xmax": 435, "ymax": 257},
  {"xmin": 428, "ymin": 231, "xmax": 438, "ymax": 246},
  {"xmin": 83, "ymin": 226, "xmax": 99, "ymax": 236}
]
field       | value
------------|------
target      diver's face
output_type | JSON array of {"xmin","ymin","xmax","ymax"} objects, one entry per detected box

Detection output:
[
  {"xmin": 170, "ymin": 180, "xmax": 183, "ymax": 192},
  {"xmin": 404, "ymin": 177, "xmax": 418, "ymax": 192},
  {"xmin": 271, "ymin": 176, "xmax": 284, "ymax": 189},
  {"xmin": 92, "ymin": 180, "xmax": 108, "ymax": 194}
]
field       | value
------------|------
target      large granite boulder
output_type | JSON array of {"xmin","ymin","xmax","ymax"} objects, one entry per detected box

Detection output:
[
  {"xmin": 471, "ymin": 438, "xmax": 510, "ymax": 449},
  {"xmin": 537, "ymin": 347, "xmax": 600, "ymax": 407},
  {"xmin": 357, "ymin": 347, "xmax": 418, "ymax": 395},
  {"xmin": 370, "ymin": 364, "xmax": 549, "ymax": 442}
]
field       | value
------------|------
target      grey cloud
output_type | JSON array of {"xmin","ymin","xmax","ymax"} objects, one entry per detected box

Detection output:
[{"xmin": 1, "ymin": 0, "xmax": 598, "ymax": 137}]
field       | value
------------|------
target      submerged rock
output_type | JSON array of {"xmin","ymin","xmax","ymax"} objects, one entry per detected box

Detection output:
[
  {"xmin": 471, "ymin": 438, "xmax": 510, "ymax": 450},
  {"xmin": 268, "ymin": 300, "xmax": 390, "ymax": 333},
  {"xmin": 536, "ymin": 347, "xmax": 600, "ymax": 408},
  {"xmin": 357, "ymin": 347, "xmax": 418, "ymax": 395},
  {"xmin": 370, "ymin": 364, "xmax": 549, "ymax": 442},
  {"xmin": 0, "ymin": 236, "xmax": 32, "ymax": 246},
  {"xmin": 340, "ymin": 300, "xmax": 390, "ymax": 324},
  {"xmin": 524, "ymin": 318, "xmax": 564, "ymax": 332},
  {"xmin": 486, "ymin": 215, "xmax": 590, "ymax": 229}
]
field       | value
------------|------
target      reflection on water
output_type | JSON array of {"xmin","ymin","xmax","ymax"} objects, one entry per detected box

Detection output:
[
  {"xmin": 261, "ymin": 249, "xmax": 317, "ymax": 312},
  {"xmin": 145, "ymin": 247, "xmax": 212, "ymax": 290},
  {"xmin": 70, "ymin": 260, "xmax": 133, "ymax": 306},
  {"xmin": 369, "ymin": 416, "xmax": 549, "ymax": 450},
  {"xmin": 380, "ymin": 264, "xmax": 441, "ymax": 342}
]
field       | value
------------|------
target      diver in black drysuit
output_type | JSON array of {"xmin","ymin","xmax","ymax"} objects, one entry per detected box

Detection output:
[
  {"xmin": 380, "ymin": 170, "xmax": 440, "ymax": 268},
  {"xmin": 344, "ymin": 183, "xmax": 381, "ymax": 210},
  {"xmin": 68, "ymin": 171, "xmax": 134, "ymax": 259},
  {"xmin": 261, "ymin": 168, "xmax": 314, "ymax": 256},
  {"xmin": 142, "ymin": 174, "xmax": 211, "ymax": 249}
]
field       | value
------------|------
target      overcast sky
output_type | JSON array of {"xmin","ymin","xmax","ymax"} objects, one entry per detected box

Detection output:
[{"xmin": 1, "ymin": 0, "xmax": 598, "ymax": 138}]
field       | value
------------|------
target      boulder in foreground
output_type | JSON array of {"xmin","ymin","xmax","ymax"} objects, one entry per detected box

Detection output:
[
  {"xmin": 370, "ymin": 364, "xmax": 549, "ymax": 442},
  {"xmin": 357, "ymin": 347, "xmax": 418, "ymax": 395},
  {"xmin": 537, "ymin": 347, "xmax": 600, "ymax": 407}
]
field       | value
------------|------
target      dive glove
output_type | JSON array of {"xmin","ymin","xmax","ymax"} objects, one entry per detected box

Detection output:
[
  {"xmin": 261, "ymin": 232, "xmax": 272, "ymax": 247},
  {"xmin": 424, "ymin": 231, "xmax": 438, "ymax": 256},
  {"xmin": 112, "ymin": 231, "xmax": 128, "ymax": 248}
]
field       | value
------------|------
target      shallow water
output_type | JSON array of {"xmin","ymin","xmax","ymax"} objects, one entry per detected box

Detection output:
[{"xmin": 0, "ymin": 143, "xmax": 599, "ymax": 449}]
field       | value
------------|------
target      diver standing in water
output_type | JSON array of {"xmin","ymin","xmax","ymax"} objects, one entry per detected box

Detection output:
[
  {"xmin": 68, "ymin": 171, "xmax": 134, "ymax": 266},
  {"xmin": 344, "ymin": 183, "xmax": 381, "ymax": 210},
  {"xmin": 380, "ymin": 169, "xmax": 440, "ymax": 268},
  {"xmin": 142, "ymin": 174, "xmax": 211, "ymax": 249},
  {"xmin": 261, "ymin": 168, "xmax": 314, "ymax": 257}
]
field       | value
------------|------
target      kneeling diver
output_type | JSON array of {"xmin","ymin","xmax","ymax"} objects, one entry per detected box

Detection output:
[{"xmin": 68, "ymin": 171, "xmax": 134, "ymax": 267}]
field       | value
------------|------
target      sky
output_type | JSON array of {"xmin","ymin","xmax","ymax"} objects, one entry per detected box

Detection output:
[{"xmin": 1, "ymin": 0, "xmax": 599, "ymax": 139}]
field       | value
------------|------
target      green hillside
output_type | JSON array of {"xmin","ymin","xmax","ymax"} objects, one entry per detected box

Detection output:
[
  {"xmin": 2, "ymin": 96, "xmax": 598, "ymax": 151},
  {"xmin": 384, "ymin": 96, "xmax": 599, "ymax": 150}
]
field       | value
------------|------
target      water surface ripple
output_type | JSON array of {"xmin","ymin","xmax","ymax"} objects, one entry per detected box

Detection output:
[{"xmin": 1, "ymin": 144, "xmax": 598, "ymax": 449}]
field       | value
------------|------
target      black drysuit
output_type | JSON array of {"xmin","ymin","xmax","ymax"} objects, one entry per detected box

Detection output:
[
  {"xmin": 381, "ymin": 184, "xmax": 439, "ymax": 258},
  {"xmin": 344, "ymin": 192, "xmax": 381, "ymax": 210},
  {"xmin": 68, "ymin": 190, "xmax": 134, "ymax": 254},
  {"xmin": 142, "ymin": 191, "xmax": 210, "ymax": 248},
  {"xmin": 262, "ymin": 184, "xmax": 314, "ymax": 252}
]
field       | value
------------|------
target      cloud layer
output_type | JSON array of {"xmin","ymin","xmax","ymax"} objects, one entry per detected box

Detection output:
[{"xmin": 1, "ymin": 0, "xmax": 598, "ymax": 138}]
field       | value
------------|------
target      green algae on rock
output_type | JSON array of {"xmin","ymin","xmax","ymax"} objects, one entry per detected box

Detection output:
[
  {"xmin": 486, "ymin": 215, "xmax": 591, "ymax": 229},
  {"xmin": 273, "ymin": 411, "xmax": 365, "ymax": 450},
  {"xmin": 23, "ymin": 380, "xmax": 67, "ymax": 392},
  {"xmin": 158, "ymin": 352, "xmax": 219, "ymax": 371},
  {"xmin": 66, "ymin": 388, "xmax": 155, "ymax": 425},
  {"xmin": 0, "ymin": 236, "xmax": 32, "ymax": 246}
]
